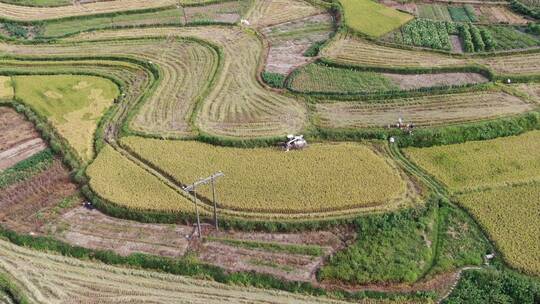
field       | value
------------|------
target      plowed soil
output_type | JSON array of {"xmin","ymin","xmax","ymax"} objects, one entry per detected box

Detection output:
[{"xmin": 0, "ymin": 107, "xmax": 46, "ymax": 170}]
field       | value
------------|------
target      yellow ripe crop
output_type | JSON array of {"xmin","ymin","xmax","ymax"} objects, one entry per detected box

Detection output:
[
  {"xmin": 87, "ymin": 145, "xmax": 195, "ymax": 212},
  {"xmin": 404, "ymin": 131, "xmax": 540, "ymax": 192},
  {"xmin": 458, "ymin": 183, "xmax": 540, "ymax": 276},
  {"xmin": 121, "ymin": 137, "xmax": 409, "ymax": 214}
]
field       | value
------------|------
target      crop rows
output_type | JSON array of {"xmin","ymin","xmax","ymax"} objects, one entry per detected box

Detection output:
[
  {"xmin": 322, "ymin": 33, "xmax": 540, "ymax": 76},
  {"xmin": 121, "ymin": 136, "xmax": 412, "ymax": 214},
  {"xmin": 0, "ymin": 58, "xmax": 152, "ymax": 159},
  {"xmin": 315, "ymin": 90, "xmax": 534, "ymax": 129},
  {"xmin": 0, "ymin": 0, "xmax": 176, "ymax": 21},
  {"xmin": 289, "ymin": 63, "xmax": 398, "ymax": 94},
  {"xmin": 397, "ymin": 19, "xmax": 454, "ymax": 50}
]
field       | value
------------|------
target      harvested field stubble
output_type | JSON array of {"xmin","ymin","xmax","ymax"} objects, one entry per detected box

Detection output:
[
  {"xmin": 61, "ymin": 27, "xmax": 307, "ymax": 137},
  {"xmin": 0, "ymin": 239, "xmax": 362, "ymax": 304},
  {"xmin": 0, "ymin": 0, "xmax": 177, "ymax": 21},
  {"xmin": 315, "ymin": 90, "xmax": 534, "ymax": 128},
  {"xmin": 122, "ymin": 137, "xmax": 412, "ymax": 214},
  {"xmin": 248, "ymin": 0, "xmax": 324, "ymax": 27}
]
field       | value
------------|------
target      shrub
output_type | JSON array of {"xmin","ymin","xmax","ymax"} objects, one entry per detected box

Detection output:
[{"xmin": 261, "ymin": 72, "xmax": 286, "ymax": 88}]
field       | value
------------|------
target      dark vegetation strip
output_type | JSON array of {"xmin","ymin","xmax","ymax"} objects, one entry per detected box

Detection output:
[
  {"xmin": 0, "ymin": 148, "xmax": 54, "ymax": 189},
  {"xmin": 205, "ymin": 237, "xmax": 325, "ymax": 257},
  {"xmin": 0, "ymin": 272, "xmax": 30, "ymax": 304}
]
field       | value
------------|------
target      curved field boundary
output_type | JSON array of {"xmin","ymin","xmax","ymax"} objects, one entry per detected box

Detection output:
[
  {"xmin": 321, "ymin": 33, "xmax": 540, "ymax": 78},
  {"xmin": 0, "ymin": 0, "xmax": 177, "ymax": 22},
  {"xmin": 62, "ymin": 27, "xmax": 308, "ymax": 137}
]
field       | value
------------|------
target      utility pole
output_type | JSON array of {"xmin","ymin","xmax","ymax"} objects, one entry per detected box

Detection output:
[
  {"xmin": 184, "ymin": 172, "xmax": 224, "ymax": 236},
  {"xmin": 211, "ymin": 177, "xmax": 219, "ymax": 231},
  {"xmin": 192, "ymin": 184, "xmax": 202, "ymax": 238}
]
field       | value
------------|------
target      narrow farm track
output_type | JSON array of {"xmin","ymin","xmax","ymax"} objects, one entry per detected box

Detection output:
[{"xmin": 0, "ymin": 0, "xmax": 176, "ymax": 21}]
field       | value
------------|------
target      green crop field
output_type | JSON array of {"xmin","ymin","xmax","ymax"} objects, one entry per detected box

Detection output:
[
  {"xmin": 339, "ymin": 0, "xmax": 413, "ymax": 37},
  {"xmin": 289, "ymin": 63, "xmax": 398, "ymax": 94},
  {"xmin": 13, "ymin": 75, "xmax": 119, "ymax": 162},
  {"xmin": 404, "ymin": 131, "xmax": 540, "ymax": 193},
  {"xmin": 121, "ymin": 136, "xmax": 412, "ymax": 215}
]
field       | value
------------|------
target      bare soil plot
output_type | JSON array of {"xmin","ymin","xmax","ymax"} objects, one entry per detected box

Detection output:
[
  {"xmin": 198, "ymin": 241, "xmax": 323, "ymax": 282},
  {"xmin": 262, "ymin": 14, "xmax": 334, "ymax": 74},
  {"xmin": 316, "ymin": 91, "xmax": 534, "ymax": 128},
  {"xmin": 213, "ymin": 230, "xmax": 349, "ymax": 251},
  {"xmin": 0, "ymin": 160, "xmax": 78, "ymax": 233},
  {"xmin": 449, "ymin": 35, "xmax": 463, "ymax": 53},
  {"xmin": 49, "ymin": 207, "xmax": 193, "ymax": 258},
  {"xmin": 380, "ymin": 0, "xmax": 418, "ymax": 15},
  {"xmin": 474, "ymin": 5, "xmax": 530, "ymax": 24},
  {"xmin": 0, "ymin": 107, "xmax": 47, "ymax": 171},
  {"xmin": 383, "ymin": 72, "xmax": 488, "ymax": 90}
]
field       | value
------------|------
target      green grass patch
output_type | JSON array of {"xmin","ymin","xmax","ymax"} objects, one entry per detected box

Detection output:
[
  {"xmin": 288, "ymin": 63, "xmax": 398, "ymax": 94},
  {"xmin": 340, "ymin": 0, "xmax": 413, "ymax": 37},
  {"xmin": 206, "ymin": 237, "xmax": 324, "ymax": 256},
  {"xmin": 0, "ymin": 149, "xmax": 54, "ymax": 189},
  {"xmin": 429, "ymin": 203, "xmax": 490, "ymax": 275},
  {"xmin": 261, "ymin": 72, "xmax": 286, "ymax": 88},
  {"xmin": 319, "ymin": 202, "xmax": 437, "ymax": 284},
  {"xmin": 444, "ymin": 269, "xmax": 540, "ymax": 304},
  {"xmin": 448, "ymin": 6, "xmax": 473, "ymax": 22},
  {"xmin": 418, "ymin": 4, "xmax": 453, "ymax": 22}
]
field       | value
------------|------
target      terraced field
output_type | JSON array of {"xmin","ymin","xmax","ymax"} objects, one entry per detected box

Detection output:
[
  {"xmin": 0, "ymin": 240, "xmax": 361, "ymax": 304},
  {"xmin": 315, "ymin": 90, "xmax": 535, "ymax": 128},
  {"xmin": 61, "ymin": 27, "xmax": 307, "ymax": 137},
  {"xmin": 121, "ymin": 137, "xmax": 416, "ymax": 216},
  {"xmin": 0, "ymin": 0, "xmax": 539, "ymax": 301},
  {"xmin": 0, "ymin": 0, "xmax": 177, "ymax": 21},
  {"xmin": 403, "ymin": 131, "xmax": 540, "ymax": 277},
  {"xmin": 322, "ymin": 33, "xmax": 540, "ymax": 77},
  {"xmin": 404, "ymin": 131, "xmax": 540, "ymax": 192}
]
